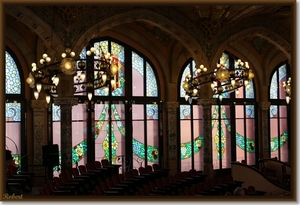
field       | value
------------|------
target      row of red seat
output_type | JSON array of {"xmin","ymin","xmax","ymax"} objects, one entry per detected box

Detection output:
[{"xmin": 39, "ymin": 161, "xmax": 170, "ymax": 196}]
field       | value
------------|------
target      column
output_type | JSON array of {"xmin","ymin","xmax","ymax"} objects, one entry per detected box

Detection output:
[
  {"xmin": 53, "ymin": 97, "xmax": 78, "ymax": 172},
  {"xmin": 86, "ymin": 101, "xmax": 95, "ymax": 163},
  {"xmin": 199, "ymin": 98, "xmax": 216, "ymax": 179},
  {"xmin": 31, "ymin": 100, "xmax": 48, "ymax": 167},
  {"xmin": 165, "ymin": 102, "xmax": 179, "ymax": 175},
  {"xmin": 259, "ymin": 102, "xmax": 271, "ymax": 159}
]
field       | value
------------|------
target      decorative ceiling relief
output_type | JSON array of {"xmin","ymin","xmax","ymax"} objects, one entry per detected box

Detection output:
[{"xmin": 245, "ymin": 37, "xmax": 271, "ymax": 55}]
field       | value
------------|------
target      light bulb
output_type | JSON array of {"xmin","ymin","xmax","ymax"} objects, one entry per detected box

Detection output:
[
  {"xmin": 286, "ymin": 96, "xmax": 290, "ymax": 104},
  {"xmin": 88, "ymin": 92, "xmax": 92, "ymax": 101},
  {"xmin": 185, "ymin": 95, "xmax": 189, "ymax": 101},
  {"xmin": 102, "ymin": 74, "xmax": 107, "ymax": 82},
  {"xmin": 36, "ymin": 83, "xmax": 42, "ymax": 93},
  {"xmin": 46, "ymin": 95, "xmax": 51, "ymax": 104},
  {"xmin": 219, "ymin": 95, "xmax": 223, "ymax": 101},
  {"xmin": 53, "ymin": 76, "xmax": 59, "ymax": 86},
  {"xmin": 231, "ymin": 79, "xmax": 235, "ymax": 86},
  {"xmin": 211, "ymin": 82, "xmax": 215, "ymax": 90},
  {"xmin": 80, "ymin": 73, "xmax": 86, "ymax": 82},
  {"xmin": 34, "ymin": 91, "xmax": 39, "ymax": 100}
]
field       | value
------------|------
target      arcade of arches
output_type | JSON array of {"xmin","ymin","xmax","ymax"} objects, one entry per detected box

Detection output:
[{"xmin": 4, "ymin": 4, "xmax": 295, "ymax": 188}]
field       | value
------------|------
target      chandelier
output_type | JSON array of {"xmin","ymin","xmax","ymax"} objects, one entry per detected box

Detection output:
[
  {"xmin": 26, "ymin": 45, "xmax": 121, "ymax": 103},
  {"xmin": 282, "ymin": 77, "xmax": 291, "ymax": 104},
  {"xmin": 182, "ymin": 58, "xmax": 254, "ymax": 103}
]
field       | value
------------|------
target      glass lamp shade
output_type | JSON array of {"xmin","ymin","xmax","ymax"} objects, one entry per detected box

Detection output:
[
  {"xmin": 60, "ymin": 58, "xmax": 76, "ymax": 75},
  {"xmin": 215, "ymin": 68, "xmax": 229, "ymax": 82},
  {"xmin": 286, "ymin": 96, "xmax": 290, "ymax": 104},
  {"xmin": 110, "ymin": 63, "xmax": 118, "ymax": 75},
  {"xmin": 34, "ymin": 91, "xmax": 39, "ymax": 100},
  {"xmin": 46, "ymin": 95, "xmax": 51, "ymax": 104},
  {"xmin": 88, "ymin": 92, "xmax": 93, "ymax": 101},
  {"xmin": 26, "ymin": 75, "xmax": 35, "ymax": 85},
  {"xmin": 53, "ymin": 76, "xmax": 59, "ymax": 86},
  {"xmin": 36, "ymin": 83, "xmax": 42, "ymax": 93},
  {"xmin": 248, "ymin": 69, "xmax": 255, "ymax": 79},
  {"xmin": 182, "ymin": 81, "xmax": 190, "ymax": 91}
]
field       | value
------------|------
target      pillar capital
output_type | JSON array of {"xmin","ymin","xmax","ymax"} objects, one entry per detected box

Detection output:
[
  {"xmin": 165, "ymin": 101, "xmax": 179, "ymax": 110},
  {"xmin": 53, "ymin": 97, "xmax": 78, "ymax": 106},
  {"xmin": 259, "ymin": 102, "xmax": 271, "ymax": 110},
  {"xmin": 30, "ymin": 100, "xmax": 48, "ymax": 110},
  {"xmin": 198, "ymin": 98, "xmax": 216, "ymax": 107}
]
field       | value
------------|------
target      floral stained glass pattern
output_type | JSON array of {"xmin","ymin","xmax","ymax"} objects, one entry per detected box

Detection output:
[
  {"xmin": 146, "ymin": 62, "xmax": 158, "ymax": 97},
  {"xmin": 132, "ymin": 52, "xmax": 144, "ymax": 76},
  {"xmin": 270, "ymin": 64, "xmax": 286, "ymax": 99},
  {"xmin": 53, "ymin": 40, "xmax": 160, "ymax": 166},
  {"xmin": 180, "ymin": 61, "xmax": 196, "ymax": 98},
  {"xmin": 6, "ymin": 103, "xmax": 21, "ymax": 121},
  {"xmin": 6, "ymin": 51, "xmax": 21, "ymax": 94}
]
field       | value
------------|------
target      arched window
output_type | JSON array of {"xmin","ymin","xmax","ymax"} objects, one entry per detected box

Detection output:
[
  {"xmin": 179, "ymin": 51, "xmax": 257, "ymax": 171},
  {"xmin": 269, "ymin": 62, "xmax": 290, "ymax": 162},
  {"xmin": 51, "ymin": 38, "xmax": 161, "ymax": 172},
  {"xmin": 179, "ymin": 59, "xmax": 204, "ymax": 171},
  {"xmin": 212, "ymin": 52, "xmax": 256, "ymax": 169},
  {"xmin": 5, "ymin": 49, "xmax": 25, "ymax": 170}
]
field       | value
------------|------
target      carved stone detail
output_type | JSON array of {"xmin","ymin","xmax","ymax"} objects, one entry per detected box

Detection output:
[
  {"xmin": 53, "ymin": 97, "xmax": 78, "ymax": 106},
  {"xmin": 259, "ymin": 102, "xmax": 271, "ymax": 110},
  {"xmin": 165, "ymin": 102, "xmax": 179, "ymax": 167},
  {"xmin": 60, "ymin": 105, "xmax": 73, "ymax": 172},
  {"xmin": 260, "ymin": 102, "xmax": 270, "ymax": 153},
  {"xmin": 31, "ymin": 100, "xmax": 48, "ymax": 110},
  {"xmin": 165, "ymin": 102, "xmax": 179, "ymax": 110},
  {"xmin": 31, "ymin": 103, "xmax": 47, "ymax": 170},
  {"xmin": 198, "ymin": 98, "xmax": 217, "ymax": 106}
]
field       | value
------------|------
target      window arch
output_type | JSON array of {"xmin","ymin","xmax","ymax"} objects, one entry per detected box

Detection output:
[
  {"xmin": 268, "ymin": 62, "xmax": 290, "ymax": 162},
  {"xmin": 51, "ymin": 37, "xmax": 161, "ymax": 172},
  {"xmin": 178, "ymin": 51, "xmax": 257, "ymax": 171},
  {"xmin": 5, "ymin": 48, "xmax": 25, "ymax": 170}
]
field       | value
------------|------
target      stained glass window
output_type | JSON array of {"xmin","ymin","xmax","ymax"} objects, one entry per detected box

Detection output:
[
  {"xmin": 6, "ymin": 51, "xmax": 21, "ymax": 94},
  {"xmin": 179, "ymin": 60, "xmax": 203, "ymax": 171},
  {"xmin": 179, "ymin": 52, "xmax": 256, "ymax": 171},
  {"xmin": 146, "ymin": 62, "xmax": 158, "ymax": 97},
  {"xmin": 5, "ymin": 50, "xmax": 22, "ymax": 169},
  {"xmin": 269, "ymin": 62, "xmax": 289, "ymax": 162},
  {"xmin": 53, "ymin": 38, "xmax": 160, "ymax": 171}
]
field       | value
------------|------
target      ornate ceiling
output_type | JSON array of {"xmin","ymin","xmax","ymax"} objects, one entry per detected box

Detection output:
[
  {"xmin": 5, "ymin": 4, "xmax": 293, "ymax": 63},
  {"xmin": 23, "ymin": 5, "xmax": 292, "ymax": 40}
]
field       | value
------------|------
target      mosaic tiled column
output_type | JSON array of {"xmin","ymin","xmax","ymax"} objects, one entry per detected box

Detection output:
[
  {"xmin": 31, "ymin": 100, "xmax": 48, "ymax": 169},
  {"xmin": 199, "ymin": 98, "xmax": 216, "ymax": 179},
  {"xmin": 259, "ymin": 102, "xmax": 271, "ymax": 159},
  {"xmin": 53, "ymin": 97, "xmax": 78, "ymax": 172},
  {"xmin": 165, "ymin": 102, "xmax": 179, "ymax": 175}
]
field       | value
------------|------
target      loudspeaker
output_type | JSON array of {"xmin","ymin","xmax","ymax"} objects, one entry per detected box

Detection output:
[{"xmin": 42, "ymin": 144, "xmax": 59, "ymax": 166}]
